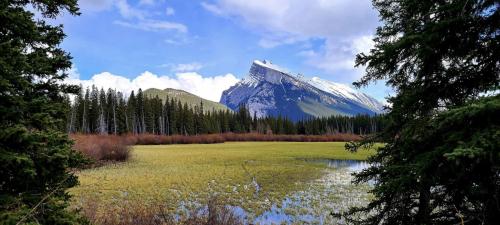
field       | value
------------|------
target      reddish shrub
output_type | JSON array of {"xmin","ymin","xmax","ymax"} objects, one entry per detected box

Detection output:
[
  {"xmin": 124, "ymin": 132, "xmax": 360, "ymax": 145},
  {"xmin": 72, "ymin": 133, "xmax": 360, "ymax": 160},
  {"xmin": 71, "ymin": 134, "xmax": 130, "ymax": 162},
  {"xmin": 218, "ymin": 132, "xmax": 361, "ymax": 142}
]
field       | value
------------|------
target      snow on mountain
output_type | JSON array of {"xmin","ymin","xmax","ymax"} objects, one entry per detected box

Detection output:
[
  {"xmin": 220, "ymin": 60, "xmax": 384, "ymax": 121},
  {"xmin": 307, "ymin": 77, "xmax": 384, "ymax": 112}
]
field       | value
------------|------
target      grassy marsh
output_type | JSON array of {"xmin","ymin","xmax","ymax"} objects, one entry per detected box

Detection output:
[{"xmin": 71, "ymin": 142, "xmax": 374, "ymax": 221}]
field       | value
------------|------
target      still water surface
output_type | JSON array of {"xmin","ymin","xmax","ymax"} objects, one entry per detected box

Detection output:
[{"xmin": 243, "ymin": 159, "xmax": 372, "ymax": 224}]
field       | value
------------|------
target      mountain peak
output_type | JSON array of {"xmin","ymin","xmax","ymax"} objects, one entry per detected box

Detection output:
[
  {"xmin": 220, "ymin": 60, "xmax": 384, "ymax": 120},
  {"xmin": 241, "ymin": 60, "xmax": 294, "ymax": 87},
  {"xmin": 252, "ymin": 60, "xmax": 288, "ymax": 73}
]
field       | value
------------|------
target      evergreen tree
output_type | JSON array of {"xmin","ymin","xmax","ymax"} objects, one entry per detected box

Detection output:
[
  {"xmin": 64, "ymin": 94, "xmax": 76, "ymax": 134},
  {"xmin": 0, "ymin": 0, "xmax": 87, "ymax": 223},
  {"xmin": 82, "ymin": 87, "xmax": 90, "ymax": 133},
  {"xmin": 176, "ymin": 100, "xmax": 184, "ymax": 134},
  {"xmin": 64, "ymin": 86, "xmax": 386, "ymax": 136},
  {"xmin": 116, "ymin": 92, "xmax": 128, "ymax": 134},
  {"xmin": 73, "ymin": 86, "xmax": 85, "ymax": 133},
  {"xmin": 106, "ymin": 89, "xmax": 117, "ymax": 135},
  {"xmin": 136, "ymin": 89, "xmax": 146, "ymax": 133},
  {"xmin": 168, "ymin": 98, "xmax": 177, "ymax": 135},
  {"xmin": 98, "ymin": 88, "xmax": 107, "ymax": 134},
  {"xmin": 343, "ymin": 1, "xmax": 500, "ymax": 224},
  {"xmin": 128, "ymin": 91, "xmax": 137, "ymax": 134},
  {"xmin": 88, "ymin": 85, "xmax": 99, "ymax": 133}
]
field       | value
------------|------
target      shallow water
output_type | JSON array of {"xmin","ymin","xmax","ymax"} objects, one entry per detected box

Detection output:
[
  {"xmin": 306, "ymin": 158, "xmax": 371, "ymax": 172},
  {"xmin": 236, "ymin": 159, "xmax": 372, "ymax": 224}
]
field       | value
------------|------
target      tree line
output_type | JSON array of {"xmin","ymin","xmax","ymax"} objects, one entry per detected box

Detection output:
[{"xmin": 63, "ymin": 86, "xmax": 385, "ymax": 136}]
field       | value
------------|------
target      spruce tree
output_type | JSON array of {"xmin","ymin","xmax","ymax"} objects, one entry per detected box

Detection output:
[
  {"xmin": 73, "ymin": 86, "xmax": 85, "ymax": 133},
  {"xmin": 0, "ymin": 0, "xmax": 87, "ymax": 223},
  {"xmin": 344, "ymin": 0, "xmax": 499, "ymax": 224},
  {"xmin": 82, "ymin": 87, "xmax": 90, "ymax": 133},
  {"xmin": 116, "ymin": 92, "xmax": 128, "ymax": 134},
  {"xmin": 128, "ymin": 91, "xmax": 137, "ymax": 134},
  {"xmin": 88, "ymin": 85, "xmax": 99, "ymax": 133}
]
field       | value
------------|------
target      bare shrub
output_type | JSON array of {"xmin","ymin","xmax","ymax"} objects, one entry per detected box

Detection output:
[
  {"xmin": 72, "ymin": 134, "xmax": 130, "ymax": 162},
  {"xmin": 125, "ymin": 133, "xmax": 360, "ymax": 145},
  {"xmin": 184, "ymin": 198, "xmax": 244, "ymax": 225}
]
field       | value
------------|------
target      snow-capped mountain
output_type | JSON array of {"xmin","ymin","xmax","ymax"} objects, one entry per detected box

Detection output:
[
  {"xmin": 307, "ymin": 77, "xmax": 384, "ymax": 113},
  {"xmin": 220, "ymin": 60, "xmax": 384, "ymax": 121}
]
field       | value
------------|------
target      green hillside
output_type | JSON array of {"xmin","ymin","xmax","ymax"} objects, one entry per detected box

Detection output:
[{"xmin": 143, "ymin": 88, "xmax": 230, "ymax": 112}]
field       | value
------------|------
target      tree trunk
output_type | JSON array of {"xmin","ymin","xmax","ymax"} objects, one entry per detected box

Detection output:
[{"xmin": 416, "ymin": 179, "xmax": 431, "ymax": 224}]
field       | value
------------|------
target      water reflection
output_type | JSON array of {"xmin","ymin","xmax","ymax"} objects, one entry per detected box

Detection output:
[
  {"xmin": 322, "ymin": 159, "xmax": 370, "ymax": 172},
  {"xmin": 304, "ymin": 158, "xmax": 371, "ymax": 172},
  {"xmin": 239, "ymin": 159, "xmax": 372, "ymax": 224}
]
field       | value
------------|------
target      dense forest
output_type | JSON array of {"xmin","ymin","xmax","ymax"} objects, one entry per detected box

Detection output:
[{"xmin": 64, "ymin": 86, "xmax": 385, "ymax": 136}]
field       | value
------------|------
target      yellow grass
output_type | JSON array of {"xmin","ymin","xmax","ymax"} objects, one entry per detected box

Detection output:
[{"xmin": 71, "ymin": 142, "xmax": 374, "ymax": 216}]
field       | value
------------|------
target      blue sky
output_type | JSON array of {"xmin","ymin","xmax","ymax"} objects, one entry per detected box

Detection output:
[{"xmin": 59, "ymin": 0, "xmax": 392, "ymax": 102}]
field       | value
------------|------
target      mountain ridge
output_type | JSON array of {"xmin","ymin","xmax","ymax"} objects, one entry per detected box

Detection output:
[
  {"xmin": 220, "ymin": 60, "xmax": 384, "ymax": 120},
  {"xmin": 144, "ymin": 88, "xmax": 230, "ymax": 112}
]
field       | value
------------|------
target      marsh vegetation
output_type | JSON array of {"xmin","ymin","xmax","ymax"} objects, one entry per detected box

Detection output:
[{"xmin": 71, "ymin": 142, "xmax": 374, "ymax": 224}]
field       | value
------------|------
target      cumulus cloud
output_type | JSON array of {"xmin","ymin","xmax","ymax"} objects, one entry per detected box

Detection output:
[
  {"xmin": 65, "ymin": 65, "xmax": 80, "ymax": 79},
  {"xmin": 302, "ymin": 36, "xmax": 374, "ymax": 78},
  {"xmin": 64, "ymin": 70, "xmax": 239, "ymax": 102},
  {"xmin": 202, "ymin": 0, "xmax": 379, "ymax": 77}
]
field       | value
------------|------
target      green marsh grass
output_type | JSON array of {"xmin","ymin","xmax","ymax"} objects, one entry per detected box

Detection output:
[{"xmin": 71, "ymin": 142, "xmax": 374, "ymax": 219}]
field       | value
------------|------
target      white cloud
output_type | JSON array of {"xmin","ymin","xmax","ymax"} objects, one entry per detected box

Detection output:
[
  {"xmin": 296, "ymin": 50, "xmax": 316, "ymax": 58},
  {"xmin": 302, "ymin": 36, "xmax": 374, "ymax": 77},
  {"xmin": 82, "ymin": 0, "xmax": 187, "ymax": 34},
  {"xmin": 258, "ymin": 35, "xmax": 309, "ymax": 48},
  {"xmin": 66, "ymin": 65, "xmax": 80, "ymax": 79},
  {"xmin": 164, "ymin": 38, "xmax": 186, "ymax": 45},
  {"xmin": 64, "ymin": 70, "xmax": 239, "ymax": 102},
  {"xmin": 164, "ymin": 34, "xmax": 198, "ymax": 45},
  {"xmin": 352, "ymin": 35, "xmax": 375, "ymax": 55},
  {"xmin": 165, "ymin": 7, "xmax": 175, "ymax": 16},
  {"xmin": 116, "ymin": 0, "xmax": 145, "ymax": 19},
  {"xmin": 200, "ymin": 2, "xmax": 226, "ymax": 16},
  {"xmin": 114, "ymin": 19, "xmax": 187, "ymax": 33},
  {"xmin": 170, "ymin": 63, "xmax": 204, "ymax": 72},
  {"xmin": 201, "ymin": 0, "xmax": 377, "ymax": 41},
  {"xmin": 202, "ymin": 0, "xmax": 379, "ymax": 77}
]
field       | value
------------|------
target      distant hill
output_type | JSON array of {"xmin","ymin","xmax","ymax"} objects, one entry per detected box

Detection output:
[
  {"xmin": 220, "ymin": 60, "xmax": 384, "ymax": 121},
  {"xmin": 144, "ymin": 88, "xmax": 230, "ymax": 112}
]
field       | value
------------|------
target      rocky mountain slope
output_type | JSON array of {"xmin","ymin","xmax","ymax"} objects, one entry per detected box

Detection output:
[{"xmin": 220, "ymin": 60, "xmax": 384, "ymax": 120}]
